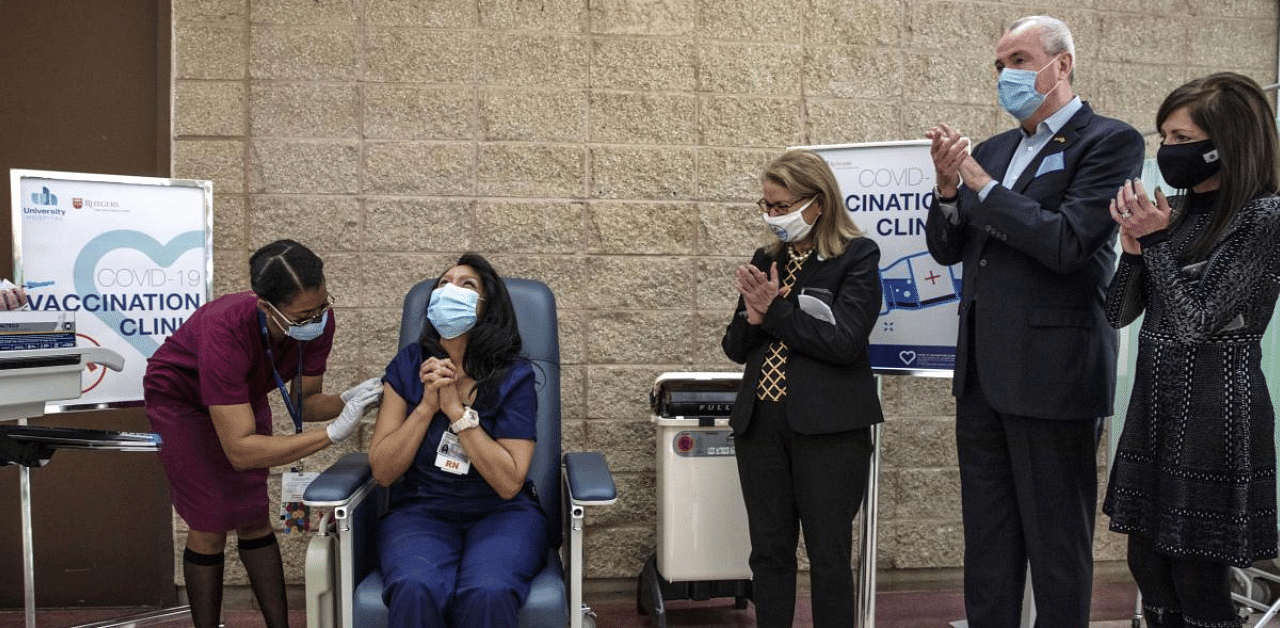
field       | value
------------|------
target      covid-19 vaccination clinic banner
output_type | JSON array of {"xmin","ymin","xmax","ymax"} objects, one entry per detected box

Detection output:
[
  {"xmin": 11, "ymin": 169, "xmax": 212, "ymax": 409},
  {"xmin": 796, "ymin": 141, "xmax": 959, "ymax": 374}
]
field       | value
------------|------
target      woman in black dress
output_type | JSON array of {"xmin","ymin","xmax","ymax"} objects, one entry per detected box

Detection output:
[{"xmin": 1105, "ymin": 72, "xmax": 1280, "ymax": 627}]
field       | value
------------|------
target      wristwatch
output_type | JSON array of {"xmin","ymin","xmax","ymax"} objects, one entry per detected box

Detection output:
[{"xmin": 450, "ymin": 406, "xmax": 480, "ymax": 433}]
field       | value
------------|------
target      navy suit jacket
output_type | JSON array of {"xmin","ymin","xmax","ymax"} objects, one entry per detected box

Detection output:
[
  {"xmin": 925, "ymin": 102, "xmax": 1144, "ymax": 420},
  {"xmin": 722, "ymin": 236, "xmax": 885, "ymax": 435}
]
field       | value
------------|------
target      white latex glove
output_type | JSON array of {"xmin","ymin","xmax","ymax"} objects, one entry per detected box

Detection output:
[
  {"xmin": 327, "ymin": 386, "xmax": 382, "ymax": 443},
  {"xmin": 341, "ymin": 377, "xmax": 383, "ymax": 403}
]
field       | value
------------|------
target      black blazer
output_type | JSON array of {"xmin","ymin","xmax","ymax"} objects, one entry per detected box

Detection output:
[
  {"xmin": 722, "ymin": 236, "xmax": 885, "ymax": 436},
  {"xmin": 925, "ymin": 101, "xmax": 1145, "ymax": 420}
]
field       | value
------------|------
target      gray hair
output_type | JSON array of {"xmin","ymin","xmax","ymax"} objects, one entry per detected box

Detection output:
[{"xmin": 1007, "ymin": 15, "xmax": 1076, "ymax": 79}]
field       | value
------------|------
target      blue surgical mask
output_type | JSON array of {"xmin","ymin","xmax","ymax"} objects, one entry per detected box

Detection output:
[
  {"xmin": 997, "ymin": 56, "xmax": 1059, "ymax": 121},
  {"xmin": 428, "ymin": 283, "xmax": 481, "ymax": 339},
  {"xmin": 266, "ymin": 302, "xmax": 329, "ymax": 341}
]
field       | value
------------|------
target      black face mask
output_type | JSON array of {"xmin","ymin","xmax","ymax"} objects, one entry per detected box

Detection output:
[{"xmin": 1157, "ymin": 139, "xmax": 1221, "ymax": 189}]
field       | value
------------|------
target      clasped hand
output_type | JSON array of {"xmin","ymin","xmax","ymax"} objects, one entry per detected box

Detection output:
[
  {"xmin": 735, "ymin": 262, "xmax": 784, "ymax": 325},
  {"xmin": 925, "ymin": 123, "xmax": 991, "ymax": 198},
  {"xmin": 1109, "ymin": 178, "xmax": 1171, "ymax": 255},
  {"xmin": 419, "ymin": 357, "xmax": 464, "ymax": 417}
]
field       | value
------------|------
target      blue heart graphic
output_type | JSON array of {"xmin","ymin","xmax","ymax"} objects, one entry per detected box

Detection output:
[{"xmin": 73, "ymin": 229, "xmax": 205, "ymax": 358}]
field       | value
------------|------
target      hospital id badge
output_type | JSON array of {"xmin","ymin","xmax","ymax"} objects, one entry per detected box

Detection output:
[
  {"xmin": 435, "ymin": 431, "xmax": 471, "ymax": 475},
  {"xmin": 280, "ymin": 469, "xmax": 319, "ymax": 534}
]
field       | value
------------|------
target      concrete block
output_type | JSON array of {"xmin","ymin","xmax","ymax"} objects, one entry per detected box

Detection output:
[
  {"xmin": 248, "ymin": 140, "xmax": 360, "ymax": 194},
  {"xmin": 247, "ymin": 195, "xmax": 361, "ymax": 252},
  {"xmin": 884, "ymin": 468, "xmax": 961, "ymax": 521},
  {"xmin": 692, "ymin": 311, "xmax": 742, "ymax": 366},
  {"xmin": 903, "ymin": 1, "xmax": 1005, "ymax": 53},
  {"xmin": 249, "ymin": 82, "xmax": 359, "ymax": 139},
  {"xmin": 1098, "ymin": 13, "xmax": 1186, "ymax": 66},
  {"xmin": 559, "ymin": 311, "xmax": 588, "ymax": 367},
  {"xmin": 590, "ymin": 39, "xmax": 697, "ymax": 91},
  {"xmin": 478, "ymin": 0, "xmax": 585, "ymax": 31},
  {"xmin": 175, "ymin": 81, "xmax": 246, "ymax": 137},
  {"xmin": 587, "ymin": 201, "xmax": 699, "ymax": 255},
  {"xmin": 584, "ymin": 525, "xmax": 654, "ymax": 579},
  {"xmin": 363, "ymin": 29, "xmax": 474, "ymax": 84},
  {"xmin": 584, "ymin": 256, "xmax": 695, "ymax": 310},
  {"xmin": 881, "ymin": 375, "xmax": 955, "ymax": 418},
  {"xmin": 476, "ymin": 144, "xmax": 586, "ymax": 197},
  {"xmin": 701, "ymin": 96, "xmax": 801, "ymax": 148},
  {"xmin": 212, "ymin": 248, "xmax": 247, "ymax": 298},
  {"xmin": 249, "ymin": 26, "xmax": 358, "ymax": 81},
  {"xmin": 899, "ymin": 102, "xmax": 1007, "ymax": 145},
  {"xmin": 804, "ymin": 98, "xmax": 903, "ymax": 146},
  {"xmin": 878, "ymin": 518, "xmax": 964, "ymax": 570},
  {"xmin": 807, "ymin": 0, "xmax": 901, "ymax": 47},
  {"xmin": 176, "ymin": 23, "xmax": 247, "ymax": 80},
  {"xmin": 880, "ymin": 417, "xmax": 958, "ymax": 469},
  {"xmin": 589, "ymin": 470, "xmax": 656, "ymax": 529},
  {"xmin": 697, "ymin": 0, "xmax": 804, "ymax": 41},
  {"xmin": 364, "ymin": 198, "xmax": 474, "ymax": 253},
  {"xmin": 563, "ymin": 365, "xmax": 587, "ymax": 420},
  {"xmin": 699, "ymin": 201, "xmax": 772, "ymax": 258},
  {"xmin": 309, "ymin": 252, "xmax": 360, "ymax": 316},
  {"xmin": 1190, "ymin": 19, "xmax": 1278, "ymax": 74},
  {"xmin": 587, "ymin": 310, "xmax": 695, "ymax": 365},
  {"xmin": 902, "ymin": 51, "xmax": 992, "ymax": 106},
  {"xmin": 586, "ymin": 366, "xmax": 672, "ymax": 421},
  {"xmin": 696, "ymin": 257, "xmax": 750, "ymax": 311},
  {"xmin": 485, "ymin": 255, "xmax": 592, "ymax": 310},
  {"xmin": 360, "ymin": 308, "xmax": 406, "ymax": 369},
  {"xmin": 174, "ymin": 139, "xmax": 246, "ymax": 195},
  {"xmin": 358, "ymin": 253, "xmax": 457, "ymax": 309},
  {"xmin": 212, "ymin": 194, "xmax": 246, "ymax": 252},
  {"xmin": 583, "ymin": 418, "xmax": 657, "ymax": 474},
  {"xmin": 696, "ymin": 148, "xmax": 776, "ymax": 202},
  {"xmin": 473, "ymin": 199, "xmax": 586, "ymax": 254},
  {"xmin": 363, "ymin": 142, "xmax": 475, "ymax": 196},
  {"xmin": 249, "ymin": 0, "xmax": 358, "ymax": 24},
  {"xmin": 804, "ymin": 47, "xmax": 903, "ymax": 100},
  {"xmin": 477, "ymin": 34, "xmax": 588, "ymax": 88},
  {"xmin": 589, "ymin": 147, "xmax": 696, "ymax": 200},
  {"xmin": 698, "ymin": 43, "xmax": 803, "ymax": 96},
  {"xmin": 589, "ymin": 92, "xmax": 698, "ymax": 145},
  {"xmin": 588, "ymin": 0, "xmax": 698, "ymax": 36},
  {"xmin": 478, "ymin": 88, "xmax": 586, "ymax": 143},
  {"xmin": 365, "ymin": 85, "xmax": 474, "ymax": 141},
  {"xmin": 175, "ymin": 0, "xmax": 247, "ymax": 23},
  {"xmin": 364, "ymin": 0, "xmax": 477, "ymax": 28}
]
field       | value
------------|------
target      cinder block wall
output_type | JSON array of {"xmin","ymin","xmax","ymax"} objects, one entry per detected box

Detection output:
[{"xmin": 170, "ymin": 0, "xmax": 1279, "ymax": 593}]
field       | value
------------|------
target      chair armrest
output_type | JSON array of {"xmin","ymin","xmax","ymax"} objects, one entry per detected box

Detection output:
[
  {"xmin": 303, "ymin": 452, "xmax": 373, "ymax": 507},
  {"xmin": 563, "ymin": 451, "xmax": 616, "ymax": 506}
]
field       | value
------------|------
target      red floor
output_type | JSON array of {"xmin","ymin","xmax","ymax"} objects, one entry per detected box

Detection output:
[{"xmin": 0, "ymin": 581, "xmax": 1140, "ymax": 628}]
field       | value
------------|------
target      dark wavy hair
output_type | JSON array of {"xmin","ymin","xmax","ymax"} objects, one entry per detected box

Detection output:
[
  {"xmin": 249, "ymin": 239, "xmax": 325, "ymax": 306},
  {"xmin": 1158, "ymin": 72, "xmax": 1280, "ymax": 260},
  {"xmin": 419, "ymin": 253, "xmax": 522, "ymax": 410}
]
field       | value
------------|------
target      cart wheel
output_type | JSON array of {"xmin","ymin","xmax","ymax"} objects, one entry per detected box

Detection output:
[
  {"xmin": 581, "ymin": 612, "xmax": 597, "ymax": 628},
  {"xmin": 1131, "ymin": 619, "xmax": 1141, "ymax": 628},
  {"xmin": 734, "ymin": 596, "xmax": 749, "ymax": 610}
]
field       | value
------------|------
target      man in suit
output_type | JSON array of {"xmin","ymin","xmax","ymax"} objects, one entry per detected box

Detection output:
[{"xmin": 924, "ymin": 15, "xmax": 1144, "ymax": 628}]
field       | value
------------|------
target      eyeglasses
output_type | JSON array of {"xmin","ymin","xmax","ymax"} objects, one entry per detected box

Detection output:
[
  {"xmin": 271, "ymin": 294, "xmax": 335, "ymax": 326},
  {"xmin": 757, "ymin": 197, "xmax": 810, "ymax": 216}
]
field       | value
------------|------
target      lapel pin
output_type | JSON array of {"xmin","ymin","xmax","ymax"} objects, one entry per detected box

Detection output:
[{"xmin": 1053, "ymin": 136, "xmax": 1066, "ymax": 143}]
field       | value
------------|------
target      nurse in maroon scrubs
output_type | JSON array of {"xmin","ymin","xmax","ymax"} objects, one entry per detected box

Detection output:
[{"xmin": 144, "ymin": 239, "xmax": 382, "ymax": 628}]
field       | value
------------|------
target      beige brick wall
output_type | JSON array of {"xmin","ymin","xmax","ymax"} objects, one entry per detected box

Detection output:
[{"xmin": 170, "ymin": 0, "xmax": 1279, "ymax": 592}]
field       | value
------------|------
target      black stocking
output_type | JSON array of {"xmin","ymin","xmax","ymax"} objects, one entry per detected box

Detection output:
[
  {"xmin": 183, "ymin": 547, "xmax": 225, "ymax": 628},
  {"xmin": 238, "ymin": 532, "xmax": 289, "ymax": 628}
]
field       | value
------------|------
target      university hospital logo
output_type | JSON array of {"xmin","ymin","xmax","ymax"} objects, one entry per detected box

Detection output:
[{"xmin": 23, "ymin": 186, "xmax": 67, "ymax": 220}]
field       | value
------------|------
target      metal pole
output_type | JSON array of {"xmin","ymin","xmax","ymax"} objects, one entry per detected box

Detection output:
[
  {"xmin": 854, "ymin": 379, "xmax": 883, "ymax": 628},
  {"xmin": 21, "ymin": 417, "xmax": 37, "ymax": 628}
]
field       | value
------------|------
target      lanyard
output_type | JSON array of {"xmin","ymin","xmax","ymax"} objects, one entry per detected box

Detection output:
[{"xmin": 258, "ymin": 310, "xmax": 305, "ymax": 434}]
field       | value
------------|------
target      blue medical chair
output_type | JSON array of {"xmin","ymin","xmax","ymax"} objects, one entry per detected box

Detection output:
[{"xmin": 302, "ymin": 277, "xmax": 617, "ymax": 628}]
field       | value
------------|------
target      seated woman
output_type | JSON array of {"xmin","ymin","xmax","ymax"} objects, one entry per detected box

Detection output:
[{"xmin": 368, "ymin": 253, "xmax": 547, "ymax": 628}]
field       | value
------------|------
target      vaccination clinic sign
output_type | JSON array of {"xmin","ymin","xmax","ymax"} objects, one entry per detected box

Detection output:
[
  {"xmin": 796, "ymin": 141, "xmax": 959, "ymax": 374},
  {"xmin": 11, "ymin": 169, "xmax": 212, "ymax": 409}
]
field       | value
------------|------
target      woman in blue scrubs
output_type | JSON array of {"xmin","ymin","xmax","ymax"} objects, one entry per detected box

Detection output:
[{"xmin": 368, "ymin": 253, "xmax": 546, "ymax": 628}]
